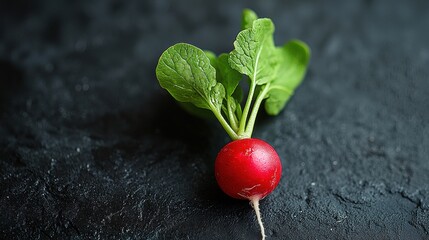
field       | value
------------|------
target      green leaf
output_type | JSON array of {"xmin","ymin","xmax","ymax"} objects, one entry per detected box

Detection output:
[
  {"xmin": 265, "ymin": 40, "xmax": 310, "ymax": 115},
  {"xmin": 175, "ymin": 49, "xmax": 217, "ymax": 119},
  {"xmin": 178, "ymin": 102, "xmax": 214, "ymax": 119},
  {"xmin": 232, "ymin": 84, "xmax": 243, "ymax": 103},
  {"xmin": 210, "ymin": 82, "xmax": 226, "ymax": 111},
  {"xmin": 204, "ymin": 50, "xmax": 217, "ymax": 65},
  {"xmin": 155, "ymin": 9, "xmax": 310, "ymax": 141},
  {"xmin": 205, "ymin": 51, "xmax": 241, "ymax": 98},
  {"xmin": 216, "ymin": 53, "xmax": 242, "ymax": 97},
  {"xmin": 206, "ymin": 52, "xmax": 242, "ymax": 127},
  {"xmin": 241, "ymin": 9, "xmax": 258, "ymax": 30},
  {"xmin": 229, "ymin": 18, "xmax": 277, "ymax": 85},
  {"xmin": 156, "ymin": 43, "xmax": 224, "ymax": 110},
  {"xmin": 264, "ymin": 88, "xmax": 293, "ymax": 116}
]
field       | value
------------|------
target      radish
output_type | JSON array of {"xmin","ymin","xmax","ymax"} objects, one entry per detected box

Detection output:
[
  {"xmin": 215, "ymin": 138, "xmax": 282, "ymax": 239},
  {"xmin": 215, "ymin": 138, "xmax": 282, "ymax": 200},
  {"xmin": 156, "ymin": 9, "xmax": 309, "ymax": 240}
]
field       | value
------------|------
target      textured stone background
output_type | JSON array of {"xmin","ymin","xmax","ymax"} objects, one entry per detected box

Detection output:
[{"xmin": 1, "ymin": 0, "xmax": 428, "ymax": 239}]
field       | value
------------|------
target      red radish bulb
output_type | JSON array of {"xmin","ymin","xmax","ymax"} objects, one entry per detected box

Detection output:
[
  {"xmin": 215, "ymin": 138, "xmax": 282, "ymax": 200},
  {"xmin": 215, "ymin": 138, "xmax": 282, "ymax": 240}
]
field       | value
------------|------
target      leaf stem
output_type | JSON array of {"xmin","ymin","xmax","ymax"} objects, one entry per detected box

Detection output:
[
  {"xmin": 210, "ymin": 104, "xmax": 239, "ymax": 140},
  {"xmin": 244, "ymin": 83, "xmax": 271, "ymax": 138},
  {"xmin": 227, "ymin": 100, "xmax": 238, "ymax": 131},
  {"xmin": 238, "ymin": 80, "xmax": 256, "ymax": 135}
]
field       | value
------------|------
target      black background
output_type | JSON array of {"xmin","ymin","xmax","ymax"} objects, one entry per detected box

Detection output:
[{"xmin": 1, "ymin": 0, "xmax": 428, "ymax": 239}]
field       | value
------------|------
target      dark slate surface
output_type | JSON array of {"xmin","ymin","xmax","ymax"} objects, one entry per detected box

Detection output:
[{"xmin": 1, "ymin": 0, "xmax": 429, "ymax": 239}]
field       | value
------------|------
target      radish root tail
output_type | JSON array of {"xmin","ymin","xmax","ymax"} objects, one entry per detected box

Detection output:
[{"xmin": 250, "ymin": 198, "xmax": 265, "ymax": 240}]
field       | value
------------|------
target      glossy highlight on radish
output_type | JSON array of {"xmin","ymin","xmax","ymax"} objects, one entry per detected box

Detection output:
[{"xmin": 215, "ymin": 138, "xmax": 282, "ymax": 239}]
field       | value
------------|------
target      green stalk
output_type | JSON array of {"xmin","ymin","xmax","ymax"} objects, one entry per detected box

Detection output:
[
  {"xmin": 238, "ymin": 80, "xmax": 256, "ymax": 135},
  {"xmin": 210, "ymin": 103, "xmax": 239, "ymax": 140},
  {"xmin": 227, "ymin": 101, "xmax": 239, "ymax": 131},
  {"xmin": 243, "ymin": 83, "xmax": 271, "ymax": 138}
]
